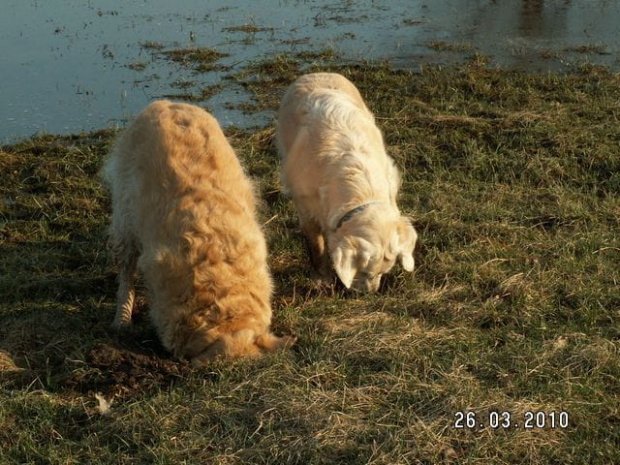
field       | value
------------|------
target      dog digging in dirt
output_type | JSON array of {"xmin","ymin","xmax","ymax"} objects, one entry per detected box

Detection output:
[
  {"xmin": 277, "ymin": 72, "xmax": 418, "ymax": 292},
  {"xmin": 103, "ymin": 100, "xmax": 295, "ymax": 366}
]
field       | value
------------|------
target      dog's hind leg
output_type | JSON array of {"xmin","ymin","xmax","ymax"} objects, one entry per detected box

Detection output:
[{"xmin": 110, "ymin": 235, "xmax": 138, "ymax": 330}]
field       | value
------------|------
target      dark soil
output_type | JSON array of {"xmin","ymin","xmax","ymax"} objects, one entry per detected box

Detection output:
[{"xmin": 74, "ymin": 342, "xmax": 194, "ymax": 397}]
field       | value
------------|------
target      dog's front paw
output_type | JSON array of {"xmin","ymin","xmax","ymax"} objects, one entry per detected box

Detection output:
[{"xmin": 110, "ymin": 318, "xmax": 132, "ymax": 331}]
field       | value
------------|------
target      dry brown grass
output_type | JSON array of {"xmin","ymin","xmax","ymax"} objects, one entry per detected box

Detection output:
[{"xmin": 1, "ymin": 57, "xmax": 619, "ymax": 463}]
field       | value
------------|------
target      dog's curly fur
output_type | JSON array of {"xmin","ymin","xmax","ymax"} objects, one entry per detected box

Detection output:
[
  {"xmin": 277, "ymin": 73, "xmax": 418, "ymax": 292},
  {"xmin": 103, "ymin": 100, "xmax": 293, "ymax": 365}
]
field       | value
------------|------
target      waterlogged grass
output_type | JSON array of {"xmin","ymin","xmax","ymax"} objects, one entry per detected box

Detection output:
[
  {"xmin": 425, "ymin": 40, "xmax": 475, "ymax": 53},
  {"xmin": 1, "ymin": 58, "xmax": 619, "ymax": 464},
  {"xmin": 162, "ymin": 47, "xmax": 230, "ymax": 73},
  {"xmin": 564, "ymin": 44, "xmax": 610, "ymax": 55}
]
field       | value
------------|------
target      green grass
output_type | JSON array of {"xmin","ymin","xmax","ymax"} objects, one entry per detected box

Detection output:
[{"xmin": 1, "ymin": 56, "xmax": 619, "ymax": 464}]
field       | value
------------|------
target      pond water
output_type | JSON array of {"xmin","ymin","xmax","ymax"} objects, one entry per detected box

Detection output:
[{"xmin": 2, "ymin": 0, "xmax": 619, "ymax": 143}]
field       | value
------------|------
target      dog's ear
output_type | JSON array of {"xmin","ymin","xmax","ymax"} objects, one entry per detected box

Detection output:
[
  {"xmin": 358, "ymin": 237, "xmax": 375, "ymax": 269},
  {"xmin": 396, "ymin": 217, "xmax": 417, "ymax": 272},
  {"xmin": 331, "ymin": 244, "xmax": 356, "ymax": 288},
  {"xmin": 332, "ymin": 238, "xmax": 376, "ymax": 288}
]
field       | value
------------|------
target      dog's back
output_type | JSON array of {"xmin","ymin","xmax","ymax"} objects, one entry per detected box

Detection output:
[
  {"xmin": 104, "ymin": 101, "xmax": 256, "ymax": 250},
  {"xmin": 104, "ymin": 101, "xmax": 293, "ymax": 363},
  {"xmin": 277, "ymin": 73, "xmax": 395, "ymax": 226},
  {"xmin": 277, "ymin": 73, "xmax": 376, "ymax": 164}
]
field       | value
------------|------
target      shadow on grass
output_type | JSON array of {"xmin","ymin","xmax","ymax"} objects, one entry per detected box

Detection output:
[{"xmin": 0, "ymin": 240, "xmax": 196, "ymax": 398}]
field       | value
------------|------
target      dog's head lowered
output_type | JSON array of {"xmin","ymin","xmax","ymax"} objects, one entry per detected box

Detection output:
[{"xmin": 328, "ymin": 211, "xmax": 417, "ymax": 292}]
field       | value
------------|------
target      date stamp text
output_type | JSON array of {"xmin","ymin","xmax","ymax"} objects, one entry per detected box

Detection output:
[{"xmin": 453, "ymin": 410, "xmax": 569, "ymax": 430}]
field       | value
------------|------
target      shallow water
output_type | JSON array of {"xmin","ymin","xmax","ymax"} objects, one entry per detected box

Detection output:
[{"xmin": 2, "ymin": 0, "xmax": 619, "ymax": 143}]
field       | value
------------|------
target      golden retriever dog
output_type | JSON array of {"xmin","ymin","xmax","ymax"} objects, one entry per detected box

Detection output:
[
  {"xmin": 277, "ymin": 73, "xmax": 418, "ymax": 292},
  {"xmin": 103, "ymin": 100, "xmax": 294, "ymax": 365}
]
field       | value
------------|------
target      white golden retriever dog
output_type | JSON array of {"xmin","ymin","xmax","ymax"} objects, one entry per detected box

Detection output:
[
  {"xmin": 277, "ymin": 73, "xmax": 418, "ymax": 292},
  {"xmin": 103, "ymin": 100, "xmax": 294, "ymax": 365}
]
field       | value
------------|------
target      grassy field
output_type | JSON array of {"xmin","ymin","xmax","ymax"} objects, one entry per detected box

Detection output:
[{"xmin": 1, "ymin": 55, "xmax": 619, "ymax": 464}]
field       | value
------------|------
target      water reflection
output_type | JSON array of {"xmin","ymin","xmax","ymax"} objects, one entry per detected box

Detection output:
[
  {"xmin": 1, "ymin": 0, "xmax": 619, "ymax": 142},
  {"xmin": 516, "ymin": 0, "xmax": 575, "ymax": 41}
]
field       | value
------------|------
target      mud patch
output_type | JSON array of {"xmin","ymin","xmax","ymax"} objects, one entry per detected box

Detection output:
[{"xmin": 65, "ymin": 342, "xmax": 196, "ymax": 398}]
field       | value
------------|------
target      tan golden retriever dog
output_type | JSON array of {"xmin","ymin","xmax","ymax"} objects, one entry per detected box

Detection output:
[
  {"xmin": 277, "ymin": 73, "xmax": 417, "ymax": 292},
  {"xmin": 103, "ymin": 100, "xmax": 294, "ymax": 365}
]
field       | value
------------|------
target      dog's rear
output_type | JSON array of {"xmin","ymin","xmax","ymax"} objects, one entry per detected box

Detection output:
[{"xmin": 103, "ymin": 100, "xmax": 293, "ymax": 364}]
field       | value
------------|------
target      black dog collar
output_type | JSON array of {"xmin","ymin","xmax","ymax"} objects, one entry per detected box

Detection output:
[{"xmin": 335, "ymin": 201, "xmax": 381, "ymax": 230}]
